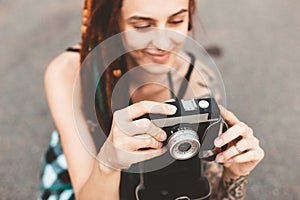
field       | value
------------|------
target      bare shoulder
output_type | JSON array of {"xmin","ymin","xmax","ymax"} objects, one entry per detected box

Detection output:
[
  {"xmin": 44, "ymin": 50, "xmax": 80, "ymax": 86},
  {"xmin": 44, "ymin": 50, "xmax": 81, "ymax": 121}
]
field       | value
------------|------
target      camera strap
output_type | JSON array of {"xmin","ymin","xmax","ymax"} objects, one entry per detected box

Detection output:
[{"xmin": 168, "ymin": 52, "xmax": 196, "ymax": 100}]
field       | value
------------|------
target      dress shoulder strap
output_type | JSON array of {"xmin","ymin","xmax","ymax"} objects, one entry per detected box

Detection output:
[{"xmin": 65, "ymin": 46, "xmax": 80, "ymax": 53}]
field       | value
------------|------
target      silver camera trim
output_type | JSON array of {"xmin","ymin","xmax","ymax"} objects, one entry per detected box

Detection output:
[
  {"xmin": 168, "ymin": 128, "xmax": 200, "ymax": 160},
  {"xmin": 151, "ymin": 113, "xmax": 217, "ymax": 128}
]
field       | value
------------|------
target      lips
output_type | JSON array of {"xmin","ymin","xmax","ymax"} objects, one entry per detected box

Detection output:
[{"xmin": 144, "ymin": 51, "xmax": 171, "ymax": 64}]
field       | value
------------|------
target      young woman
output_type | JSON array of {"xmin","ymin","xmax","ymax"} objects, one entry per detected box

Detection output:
[{"xmin": 40, "ymin": 0, "xmax": 264, "ymax": 199}]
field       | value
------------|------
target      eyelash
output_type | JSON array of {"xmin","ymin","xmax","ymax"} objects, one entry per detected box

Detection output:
[
  {"xmin": 134, "ymin": 20, "xmax": 184, "ymax": 30},
  {"xmin": 169, "ymin": 20, "xmax": 184, "ymax": 25},
  {"xmin": 134, "ymin": 25, "xmax": 151, "ymax": 30}
]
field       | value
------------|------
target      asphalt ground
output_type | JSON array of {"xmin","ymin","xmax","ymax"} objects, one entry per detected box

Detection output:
[{"xmin": 1, "ymin": 0, "xmax": 299, "ymax": 199}]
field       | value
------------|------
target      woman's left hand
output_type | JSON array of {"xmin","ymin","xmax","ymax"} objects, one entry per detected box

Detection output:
[{"xmin": 214, "ymin": 107, "xmax": 264, "ymax": 177}]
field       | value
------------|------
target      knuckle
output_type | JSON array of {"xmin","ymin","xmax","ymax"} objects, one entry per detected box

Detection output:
[
  {"xmin": 244, "ymin": 138, "xmax": 251, "ymax": 148},
  {"xmin": 253, "ymin": 137, "xmax": 259, "ymax": 146},
  {"xmin": 114, "ymin": 110, "xmax": 127, "ymax": 122},
  {"xmin": 252, "ymin": 151, "xmax": 258, "ymax": 161},
  {"xmin": 223, "ymin": 152, "xmax": 230, "ymax": 160},
  {"xmin": 139, "ymin": 101, "xmax": 149, "ymax": 111},
  {"xmin": 259, "ymin": 148, "xmax": 265, "ymax": 159},
  {"xmin": 113, "ymin": 110, "xmax": 120, "ymax": 119},
  {"xmin": 224, "ymin": 148, "xmax": 234, "ymax": 159},
  {"xmin": 153, "ymin": 140, "xmax": 160, "ymax": 148},
  {"xmin": 249, "ymin": 127, "xmax": 254, "ymax": 135},
  {"xmin": 226, "ymin": 110, "xmax": 234, "ymax": 117},
  {"xmin": 141, "ymin": 118, "xmax": 151, "ymax": 128},
  {"xmin": 239, "ymin": 122, "xmax": 248, "ymax": 130},
  {"xmin": 145, "ymin": 139, "xmax": 153, "ymax": 147},
  {"xmin": 146, "ymin": 138, "xmax": 160, "ymax": 148}
]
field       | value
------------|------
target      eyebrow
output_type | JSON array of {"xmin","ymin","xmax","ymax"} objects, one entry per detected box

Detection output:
[{"xmin": 127, "ymin": 9, "xmax": 188, "ymax": 22}]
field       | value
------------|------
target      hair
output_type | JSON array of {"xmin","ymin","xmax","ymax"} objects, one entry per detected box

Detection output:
[{"xmin": 80, "ymin": 0, "xmax": 196, "ymax": 135}]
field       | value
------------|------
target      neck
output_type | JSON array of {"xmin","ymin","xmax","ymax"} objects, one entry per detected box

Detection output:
[{"xmin": 125, "ymin": 52, "xmax": 192, "ymax": 103}]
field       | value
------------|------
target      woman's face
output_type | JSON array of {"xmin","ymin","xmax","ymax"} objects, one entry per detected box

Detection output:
[{"xmin": 120, "ymin": 0, "xmax": 190, "ymax": 73}]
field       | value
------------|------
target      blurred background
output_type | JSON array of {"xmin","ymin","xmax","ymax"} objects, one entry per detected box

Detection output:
[{"xmin": 0, "ymin": 0, "xmax": 299, "ymax": 199}]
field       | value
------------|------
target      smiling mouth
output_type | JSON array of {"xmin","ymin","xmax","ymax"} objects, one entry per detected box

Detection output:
[{"xmin": 144, "ymin": 51, "xmax": 171, "ymax": 63}]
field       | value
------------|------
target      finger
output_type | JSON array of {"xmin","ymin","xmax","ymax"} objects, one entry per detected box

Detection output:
[
  {"xmin": 165, "ymin": 99, "xmax": 176, "ymax": 102},
  {"xmin": 132, "ymin": 119, "xmax": 167, "ymax": 141},
  {"xmin": 219, "ymin": 106, "xmax": 240, "ymax": 127},
  {"xmin": 236, "ymin": 136, "xmax": 259, "ymax": 151},
  {"xmin": 216, "ymin": 137, "xmax": 258, "ymax": 162},
  {"xmin": 122, "ymin": 101, "xmax": 177, "ymax": 120},
  {"xmin": 132, "ymin": 136, "xmax": 163, "ymax": 150},
  {"xmin": 116, "ymin": 118, "xmax": 167, "ymax": 141},
  {"xmin": 134, "ymin": 147, "xmax": 168, "ymax": 162},
  {"xmin": 231, "ymin": 148, "xmax": 264, "ymax": 163},
  {"xmin": 214, "ymin": 122, "xmax": 250, "ymax": 148}
]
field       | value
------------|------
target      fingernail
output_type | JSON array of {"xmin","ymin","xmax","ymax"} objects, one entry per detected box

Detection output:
[
  {"xmin": 158, "ymin": 142, "xmax": 163, "ymax": 148},
  {"xmin": 214, "ymin": 138, "xmax": 223, "ymax": 147},
  {"xmin": 227, "ymin": 158, "xmax": 233, "ymax": 163},
  {"xmin": 160, "ymin": 132, "xmax": 167, "ymax": 140},
  {"xmin": 168, "ymin": 105, "xmax": 177, "ymax": 114},
  {"xmin": 216, "ymin": 155, "xmax": 224, "ymax": 162}
]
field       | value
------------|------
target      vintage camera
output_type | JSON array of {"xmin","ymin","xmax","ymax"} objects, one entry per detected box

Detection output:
[
  {"xmin": 133, "ymin": 97, "xmax": 227, "ymax": 199},
  {"xmin": 146, "ymin": 97, "xmax": 227, "ymax": 161}
]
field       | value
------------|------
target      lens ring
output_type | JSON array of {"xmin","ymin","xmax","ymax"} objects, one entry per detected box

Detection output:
[{"xmin": 168, "ymin": 129, "xmax": 200, "ymax": 160}]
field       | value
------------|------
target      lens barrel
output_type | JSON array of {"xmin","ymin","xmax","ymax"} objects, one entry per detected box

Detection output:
[{"xmin": 168, "ymin": 128, "xmax": 200, "ymax": 160}]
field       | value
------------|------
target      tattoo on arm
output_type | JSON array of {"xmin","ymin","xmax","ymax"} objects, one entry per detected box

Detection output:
[
  {"xmin": 202, "ymin": 161, "xmax": 223, "ymax": 199},
  {"xmin": 202, "ymin": 161, "xmax": 248, "ymax": 199},
  {"xmin": 218, "ymin": 175, "xmax": 248, "ymax": 200}
]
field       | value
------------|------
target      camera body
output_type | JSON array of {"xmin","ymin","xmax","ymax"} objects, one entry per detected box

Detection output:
[
  {"xmin": 147, "ymin": 97, "xmax": 226, "ymax": 161},
  {"xmin": 134, "ymin": 97, "xmax": 227, "ymax": 200}
]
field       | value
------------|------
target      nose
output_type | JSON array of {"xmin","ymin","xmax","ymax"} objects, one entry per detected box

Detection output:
[{"xmin": 152, "ymin": 29, "xmax": 172, "ymax": 51}]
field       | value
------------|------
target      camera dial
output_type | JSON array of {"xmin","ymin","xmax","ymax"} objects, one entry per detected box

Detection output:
[{"xmin": 168, "ymin": 127, "xmax": 200, "ymax": 160}]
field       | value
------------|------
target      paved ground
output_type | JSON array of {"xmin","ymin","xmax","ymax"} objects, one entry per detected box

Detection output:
[{"xmin": 1, "ymin": 0, "xmax": 299, "ymax": 199}]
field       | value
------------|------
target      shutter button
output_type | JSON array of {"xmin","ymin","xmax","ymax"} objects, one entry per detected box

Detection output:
[{"xmin": 198, "ymin": 100, "xmax": 209, "ymax": 109}]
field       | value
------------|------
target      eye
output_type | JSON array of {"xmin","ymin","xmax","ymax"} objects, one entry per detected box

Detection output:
[
  {"xmin": 169, "ymin": 20, "xmax": 184, "ymax": 25},
  {"xmin": 134, "ymin": 24, "xmax": 151, "ymax": 30},
  {"xmin": 132, "ymin": 21, "xmax": 152, "ymax": 30}
]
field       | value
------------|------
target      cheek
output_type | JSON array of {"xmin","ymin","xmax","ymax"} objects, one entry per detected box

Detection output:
[
  {"xmin": 168, "ymin": 29, "xmax": 188, "ymax": 50},
  {"xmin": 122, "ymin": 29, "xmax": 152, "ymax": 51},
  {"xmin": 122, "ymin": 26, "xmax": 189, "ymax": 53},
  {"xmin": 172, "ymin": 32, "xmax": 188, "ymax": 45}
]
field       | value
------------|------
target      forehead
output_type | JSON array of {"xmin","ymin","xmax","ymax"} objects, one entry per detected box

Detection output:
[{"xmin": 121, "ymin": 0, "xmax": 189, "ymax": 18}]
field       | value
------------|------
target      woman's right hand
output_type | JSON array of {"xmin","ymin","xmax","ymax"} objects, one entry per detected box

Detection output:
[{"xmin": 98, "ymin": 101, "xmax": 177, "ymax": 170}]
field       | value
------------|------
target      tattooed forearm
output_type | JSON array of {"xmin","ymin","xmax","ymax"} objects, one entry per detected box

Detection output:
[
  {"xmin": 202, "ymin": 161, "xmax": 248, "ymax": 199},
  {"xmin": 217, "ymin": 174, "xmax": 248, "ymax": 200},
  {"xmin": 202, "ymin": 161, "xmax": 223, "ymax": 199}
]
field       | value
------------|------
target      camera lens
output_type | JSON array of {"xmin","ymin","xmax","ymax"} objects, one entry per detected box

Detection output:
[
  {"xmin": 178, "ymin": 142, "xmax": 192, "ymax": 152},
  {"xmin": 168, "ymin": 128, "xmax": 200, "ymax": 160}
]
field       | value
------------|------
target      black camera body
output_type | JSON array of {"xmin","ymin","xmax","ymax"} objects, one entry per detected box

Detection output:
[
  {"xmin": 134, "ymin": 97, "xmax": 227, "ymax": 200},
  {"xmin": 147, "ymin": 97, "xmax": 226, "ymax": 161}
]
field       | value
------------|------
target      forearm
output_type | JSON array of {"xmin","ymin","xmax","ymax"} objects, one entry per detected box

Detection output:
[
  {"xmin": 77, "ymin": 161, "xmax": 121, "ymax": 200},
  {"xmin": 217, "ymin": 168, "xmax": 248, "ymax": 200}
]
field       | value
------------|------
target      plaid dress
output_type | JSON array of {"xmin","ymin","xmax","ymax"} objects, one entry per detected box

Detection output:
[{"xmin": 39, "ymin": 130, "xmax": 74, "ymax": 200}]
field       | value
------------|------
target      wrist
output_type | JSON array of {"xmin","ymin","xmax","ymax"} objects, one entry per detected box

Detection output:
[
  {"xmin": 218, "ymin": 168, "xmax": 248, "ymax": 200},
  {"xmin": 97, "ymin": 161, "xmax": 121, "ymax": 175},
  {"xmin": 223, "ymin": 167, "xmax": 249, "ymax": 180}
]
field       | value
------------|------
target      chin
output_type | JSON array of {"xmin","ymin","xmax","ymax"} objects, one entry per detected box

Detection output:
[{"xmin": 139, "ymin": 63, "xmax": 173, "ymax": 74}]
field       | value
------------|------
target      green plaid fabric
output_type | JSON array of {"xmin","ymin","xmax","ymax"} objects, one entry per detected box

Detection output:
[{"xmin": 38, "ymin": 130, "xmax": 74, "ymax": 200}]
